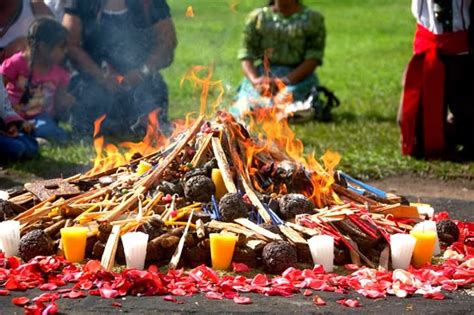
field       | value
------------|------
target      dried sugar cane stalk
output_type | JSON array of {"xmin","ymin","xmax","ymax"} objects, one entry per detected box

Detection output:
[
  {"xmin": 191, "ymin": 133, "xmax": 213, "ymax": 167},
  {"xmin": 332, "ymin": 184, "xmax": 378, "ymax": 206},
  {"xmin": 168, "ymin": 210, "xmax": 194, "ymax": 269},
  {"xmin": 101, "ymin": 224, "xmax": 122, "ymax": 271},
  {"xmin": 211, "ymin": 136, "xmax": 237, "ymax": 193},
  {"xmin": 44, "ymin": 219, "xmax": 66, "ymax": 237}
]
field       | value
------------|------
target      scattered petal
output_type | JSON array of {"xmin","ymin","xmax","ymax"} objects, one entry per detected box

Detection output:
[
  {"xmin": 337, "ymin": 299, "xmax": 361, "ymax": 308},
  {"xmin": 12, "ymin": 296, "xmax": 30, "ymax": 306},
  {"xmin": 232, "ymin": 262, "xmax": 251, "ymax": 273},
  {"xmin": 303, "ymin": 289, "xmax": 312, "ymax": 296},
  {"xmin": 205, "ymin": 291, "xmax": 223, "ymax": 300},
  {"xmin": 312, "ymin": 295, "xmax": 326, "ymax": 306},
  {"xmin": 233, "ymin": 296, "xmax": 252, "ymax": 304}
]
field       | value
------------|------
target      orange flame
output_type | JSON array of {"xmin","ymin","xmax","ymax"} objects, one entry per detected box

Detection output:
[
  {"xmin": 180, "ymin": 65, "xmax": 224, "ymax": 116},
  {"xmin": 88, "ymin": 110, "xmax": 188, "ymax": 176},
  {"xmin": 186, "ymin": 6, "xmax": 194, "ymax": 17}
]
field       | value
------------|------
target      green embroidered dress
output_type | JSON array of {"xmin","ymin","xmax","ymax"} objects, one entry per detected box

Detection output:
[{"xmin": 233, "ymin": 5, "xmax": 326, "ymax": 118}]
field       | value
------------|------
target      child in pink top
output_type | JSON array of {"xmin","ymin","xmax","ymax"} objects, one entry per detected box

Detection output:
[{"xmin": 0, "ymin": 17, "xmax": 72, "ymax": 143}]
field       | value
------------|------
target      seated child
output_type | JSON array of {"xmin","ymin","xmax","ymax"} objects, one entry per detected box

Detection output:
[
  {"xmin": 231, "ymin": 0, "xmax": 328, "ymax": 122},
  {"xmin": 0, "ymin": 17, "xmax": 73, "ymax": 144},
  {"xmin": 0, "ymin": 75, "xmax": 38, "ymax": 162}
]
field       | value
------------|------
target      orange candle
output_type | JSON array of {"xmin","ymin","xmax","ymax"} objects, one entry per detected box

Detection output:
[
  {"xmin": 410, "ymin": 230, "xmax": 436, "ymax": 268},
  {"xmin": 211, "ymin": 169, "xmax": 228, "ymax": 199},
  {"xmin": 210, "ymin": 233, "xmax": 238, "ymax": 270},
  {"xmin": 61, "ymin": 227, "xmax": 89, "ymax": 263}
]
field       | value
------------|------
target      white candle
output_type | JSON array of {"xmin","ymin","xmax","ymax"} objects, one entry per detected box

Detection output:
[
  {"xmin": 308, "ymin": 235, "xmax": 334, "ymax": 272},
  {"xmin": 0, "ymin": 220, "xmax": 20, "ymax": 257},
  {"xmin": 121, "ymin": 232, "xmax": 149, "ymax": 270},
  {"xmin": 413, "ymin": 203, "xmax": 434, "ymax": 219},
  {"xmin": 413, "ymin": 221, "xmax": 440, "ymax": 256},
  {"xmin": 390, "ymin": 233, "xmax": 417, "ymax": 270}
]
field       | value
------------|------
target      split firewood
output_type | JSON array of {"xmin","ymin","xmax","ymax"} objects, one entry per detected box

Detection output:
[
  {"xmin": 191, "ymin": 133, "xmax": 213, "ymax": 167},
  {"xmin": 278, "ymin": 225, "xmax": 307, "ymax": 245},
  {"xmin": 196, "ymin": 219, "xmax": 206, "ymax": 238},
  {"xmin": 211, "ymin": 137, "xmax": 237, "ymax": 193},
  {"xmin": 207, "ymin": 220, "xmax": 256, "ymax": 239},
  {"xmin": 332, "ymin": 184, "xmax": 378, "ymax": 206},
  {"xmin": 285, "ymin": 222, "xmax": 318, "ymax": 236},
  {"xmin": 169, "ymin": 210, "xmax": 194, "ymax": 269},
  {"xmin": 101, "ymin": 224, "xmax": 122, "ymax": 271},
  {"xmin": 234, "ymin": 218, "xmax": 282, "ymax": 241},
  {"xmin": 44, "ymin": 219, "xmax": 66, "ymax": 237}
]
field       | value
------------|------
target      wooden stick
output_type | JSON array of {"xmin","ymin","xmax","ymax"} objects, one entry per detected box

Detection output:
[
  {"xmin": 191, "ymin": 133, "xmax": 213, "ymax": 167},
  {"xmin": 240, "ymin": 179, "xmax": 272, "ymax": 223},
  {"xmin": 332, "ymin": 184, "xmax": 379, "ymax": 206},
  {"xmin": 285, "ymin": 222, "xmax": 318, "ymax": 236},
  {"xmin": 234, "ymin": 218, "xmax": 282, "ymax": 241},
  {"xmin": 196, "ymin": 219, "xmax": 206, "ymax": 239},
  {"xmin": 211, "ymin": 137, "xmax": 237, "ymax": 193},
  {"xmin": 169, "ymin": 210, "xmax": 194, "ymax": 269},
  {"xmin": 278, "ymin": 225, "xmax": 307, "ymax": 245},
  {"xmin": 208, "ymin": 220, "xmax": 258, "ymax": 239},
  {"xmin": 101, "ymin": 224, "xmax": 122, "ymax": 271}
]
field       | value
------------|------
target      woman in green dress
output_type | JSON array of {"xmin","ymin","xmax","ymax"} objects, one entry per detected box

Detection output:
[{"xmin": 231, "ymin": 0, "xmax": 327, "ymax": 121}]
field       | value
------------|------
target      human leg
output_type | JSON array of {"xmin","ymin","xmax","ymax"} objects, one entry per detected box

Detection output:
[
  {"xmin": 33, "ymin": 114, "xmax": 68, "ymax": 144},
  {"xmin": 0, "ymin": 134, "xmax": 38, "ymax": 161}
]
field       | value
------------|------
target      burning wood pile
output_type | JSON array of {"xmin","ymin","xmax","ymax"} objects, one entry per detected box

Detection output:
[{"xmin": 2, "ymin": 109, "xmax": 447, "ymax": 274}]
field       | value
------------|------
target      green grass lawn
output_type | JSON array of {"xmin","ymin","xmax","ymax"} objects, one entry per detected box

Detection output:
[{"xmin": 7, "ymin": 0, "xmax": 473, "ymax": 180}]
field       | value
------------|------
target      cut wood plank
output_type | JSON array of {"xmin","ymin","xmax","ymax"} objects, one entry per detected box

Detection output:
[
  {"xmin": 169, "ymin": 210, "xmax": 194, "ymax": 269},
  {"xmin": 239, "ymin": 179, "xmax": 272, "ymax": 223},
  {"xmin": 377, "ymin": 204, "xmax": 420, "ymax": 219},
  {"xmin": 246, "ymin": 239, "xmax": 266, "ymax": 251},
  {"xmin": 278, "ymin": 225, "xmax": 307, "ymax": 245},
  {"xmin": 333, "ymin": 184, "xmax": 378, "ymax": 206},
  {"xmin": 235, "ymin": 218, "xmax": 282, "ymax": 241},
  {"xmin": 211, "ymin": 137, "xmax": 237, "ymax": 193},
  {"xmin": 101, "ymin": 225, "xmax": 122, "ymax": 271},
  {"xmin": 196, "ymin": 219, "xmax": 206, "ymax": 239}
]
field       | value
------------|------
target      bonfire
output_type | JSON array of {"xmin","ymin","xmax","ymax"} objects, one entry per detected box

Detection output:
[{"xmin": 0, "ymin": 66, "xmax": 472, "ymax": 313}]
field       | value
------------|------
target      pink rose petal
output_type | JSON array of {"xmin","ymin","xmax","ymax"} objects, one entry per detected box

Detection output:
[{"xmin": 233, "ymin": 296, "xmax": 252, "ymax": 305}]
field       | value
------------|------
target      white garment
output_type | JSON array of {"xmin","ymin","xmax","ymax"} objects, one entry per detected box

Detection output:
[
  {"xmin": 412, "ymin": 0, "xmax": 472, "ymax": 34},
  {"xmin": 0, "ymin": 0, "xmax": 35, "ymax": 49},
  {"xmin": 44, "ymin": 0, "xmax": 65, "ymax": 22}
]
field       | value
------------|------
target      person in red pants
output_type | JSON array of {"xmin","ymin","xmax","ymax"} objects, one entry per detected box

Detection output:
[{"xmin": 399, "ymin": 0, "xmax": 474, "ymax": 160}]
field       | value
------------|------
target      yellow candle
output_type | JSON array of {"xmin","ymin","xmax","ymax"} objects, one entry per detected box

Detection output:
[
  {"xmin": 410, "ymin": 230, "xmax": 436, "ymax": 268},
  {"xmin": 136, "ymin": 161, "xmax": 152, "ymax": 176},
  {"xmin": 61, "ymin": 227, "xmax": 89, "ymax": 263},
  {"xmin": 210, "ymin": 233, "xmax": 238, "ymax": 270},
  {"xmin": 211, "ymin": 169, "xmax": 228, "ymax": 199}
]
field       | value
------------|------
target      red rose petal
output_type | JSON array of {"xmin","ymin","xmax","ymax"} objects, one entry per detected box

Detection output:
[
  {"xmin": 344, "ymin": 264, "xmax": 360, "ymax": 271},
  {"xmin": 205, "ymin": 291, "xmax": 224, "ymax": 300},
  {"xmin": 12, "ymin": 296, "xmax": 30, "ymax": 306},
  {"xmin": 100, "ymin": 288, "xmax": 119, "ymax": 299},
  {"xmin": 223, "ymin": 291, "xmax": 239, "ymax": 299},
  {"xmin": 39, "ymin": 283, "xmax": 58, "ymax": 291},
  {"xmin": 313, "ymin": 295, "xmax": 326, "ymax": 306},
  {"xmin": 43, "ymin": 301, "xmax": 59, "ymax": 315},
  {"xmin": 233, "ymin": 296, "xmax": 252, "ymax": 305},
  {"xmin": 232, "ymin": 262, "xmax": 251, "ymax": 273},
  {"xmin": 0, "ymin": 289, "xmax": 10, "ymax": 296},
  {"xmin": 336, "ymin": 299, "xmax": 361, "ymax": 308},
  {"xmin": 163, "ymin": 295, "xmax": 177, "ymax": 302},
  {"xmin": 171, "ymin": 288, "xmax": 187, "ymax": 296},
  {"xmin": 251, "ymin": 274, "xmax": 269, "ymax": 286},
  {"xmin": 112, "ymin": 302, "xmax": 122, "ymax": 307},
  {"xmin": 83, "ymin": 260, "xmax": 103, "ymax": 273},
  {"xmin": 424, "ymin": 292, "xmax": 445, "ymax": 300},
  {"xmin": 63, "ymin": 290, "xmax": 86, "ymax": 299},
  {"xmin": 303, "ymin": 289, "xmax": 312, "ymax": 297}
]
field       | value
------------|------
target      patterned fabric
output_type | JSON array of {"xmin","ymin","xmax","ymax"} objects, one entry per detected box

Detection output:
[{"xmin": 238, "ymin": 6, "xmax": 326, "ymax": 66}]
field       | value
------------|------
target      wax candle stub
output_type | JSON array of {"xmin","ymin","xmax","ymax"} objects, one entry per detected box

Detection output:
[
  {"xmin": 390, "ymin": 233, "xmax": 417, "ymax": 270},
  {"xmin": 61, "ymin": 227, "xmax": 89, "ymax": 263},
  {"xmin": 0, "ymin": 220, "xmax": 21, "ymax": 257},
  {"xmin": 211, "ymin": 169, "xmax": 228, "ymax": 199},
  {"xmin": 413, "ymin": 221, "xmax": 440, "ymax": 256},
  {"xmin": 308, "ymin": 235, "xmax": 334, "ymax": 272},
  {"xmin": 210, "ymin": 233, "xmax": 238, "ymax": 270},
  {"xmin": 410, "ymin": 229, "xmax": 436, "ymax": 268},
  {"xmin": 121, "ymin": 232, "xmax": 149, "ymax": 270}
]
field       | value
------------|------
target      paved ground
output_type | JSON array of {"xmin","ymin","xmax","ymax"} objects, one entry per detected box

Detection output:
[{"xmin": 0, "ymin": 173, "xmax": 473, "ymax": 314}]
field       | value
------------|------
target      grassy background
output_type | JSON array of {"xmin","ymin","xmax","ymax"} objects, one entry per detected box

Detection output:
[{"xmin": 7, "ymin": 0, "xmax": 474, "ymax": 180}]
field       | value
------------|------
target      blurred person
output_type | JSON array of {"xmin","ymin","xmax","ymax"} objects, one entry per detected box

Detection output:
[
  {"xmin": 44, "ymin": 0, "xmax": 65, "ymax": 21},
  {"xmin": 0, "ymin": 74, "xmax": 38, "ymax": 162},
  {"xmin": 1, "ymin": 17, "xmax": 72, "ymax": 144},
  {"xmin": 231, "ymin": 0, "xmax": 335, "ymax": 122},
  {"xmin": 399, "ymin": 0, "xmax": 474, "ymax": 160},
  {"xmin": 0, "ymin": 0, "xmax": 52, "ymax": 63},
  {"xmin": 63, "ymin": 0, "xmax": 177, "ymax": 137}
]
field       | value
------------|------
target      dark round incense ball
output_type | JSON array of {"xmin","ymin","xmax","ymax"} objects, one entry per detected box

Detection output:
[
  {"xmin": 19, "ymin": 230, "xmax": 54, "ymax": 262},
  {"xmin": 436, "ymin": 219, "xmax": 460, "ymax": 246},
  {"xmin": 278, "ymin": 193, "xmax": 315, "ymax": 220},
  {"xmin": 184, "ymin": 175, "xmax": 215, "ymax": 203},
  {"xmin": 0, "ymin": 200, "xmax": 16, "ymax": 222},
  {"xmin": 260, "ymin": 223, "xmax": 282, "ymax": 236},
  {"xmin": 262, "ymin": 241, "xmax": 297, "ymax": 274},
  {"xmin": 183, "ymin": 168, "xmax": 209, "ymax": 182},
  {"xmin": 219, "ymin": 193, "xmax": 248, "ymax": 222},
  {"xmin": 139, "ymin": 217, "xmax": 165, "ymax": 240}
]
